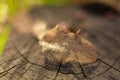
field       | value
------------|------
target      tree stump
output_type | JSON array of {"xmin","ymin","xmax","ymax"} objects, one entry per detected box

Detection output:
[{"xmin": 0, "ymin": 6, "xmax": 120, "ymax": 80}]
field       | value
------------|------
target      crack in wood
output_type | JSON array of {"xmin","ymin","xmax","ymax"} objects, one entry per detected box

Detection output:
[
  {"xmin": 53, "ymin": 61, "xmax": 62, "ymax": 80},
  {"xmin": 97, "ymin": 57, "xmax": 120, "ymax": 76},
  {"xmin": 13, "ymin": 42, "xmax": 31, "ymax": 62},
  {"xmin": 78, "ymin": 63, "xmax": 93, "ymax": 80},
  {"xmin": 97, "ymin": 58, "xmax": 120, "ymax": 73},
  {"xmin": 0, "ymin": 64, "xmax": 19, "ymax": 75},
  {"xmin": 20, "ymin": 64, "xmax": 33, "ymax": 77},
  {"xmin": 1, "ymin": 40, "xmax": 120, "ymax": 80},
  {"xmin": 0, "ymin": 55, "xmax": 21, "ymax": 66}
]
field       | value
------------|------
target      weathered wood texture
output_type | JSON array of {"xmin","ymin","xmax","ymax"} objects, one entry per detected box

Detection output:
[{"xmin": 0, "ymin": 6, "xmax": 120, "ymax": 80}]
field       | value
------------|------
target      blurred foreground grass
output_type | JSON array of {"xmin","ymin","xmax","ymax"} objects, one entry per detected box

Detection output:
[{"xmin": 0, "ymin": 25, "xmax": 10, "ymax": 55}]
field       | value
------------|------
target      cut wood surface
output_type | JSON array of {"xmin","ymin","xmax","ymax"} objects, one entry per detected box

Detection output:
[{"xmin": 0, "ymin": 6, "xmax": 120, "ymax": 80}]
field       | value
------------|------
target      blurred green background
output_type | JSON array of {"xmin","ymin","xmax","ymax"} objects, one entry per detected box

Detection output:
[
  {"xmin": 0, "ymin": 0, "xmax": 68, "ymax": 55},
  {"xmin": 0, "ymin": 0, "xmax": 118, "ymax": 55}
]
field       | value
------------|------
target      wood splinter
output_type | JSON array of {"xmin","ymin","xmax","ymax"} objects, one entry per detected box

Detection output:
[{"xmin": 32, "ymin": 23, "xmax": 97, "ymax": 64}]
